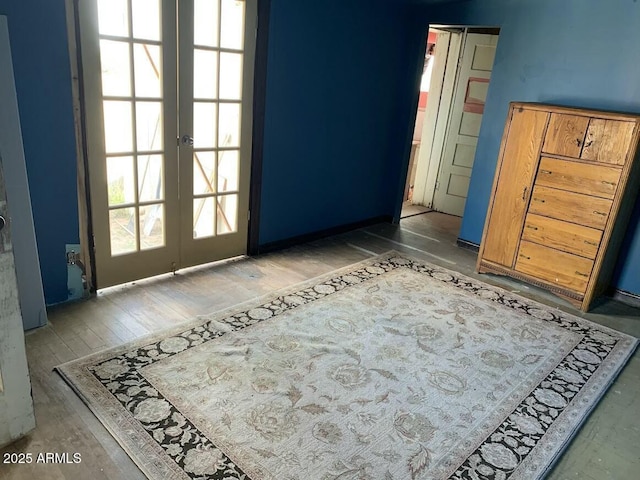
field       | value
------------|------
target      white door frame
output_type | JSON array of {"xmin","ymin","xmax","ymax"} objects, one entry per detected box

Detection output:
[{"xmin": 412, "ymin": 27, "xmax": 499, "ymax": 214}]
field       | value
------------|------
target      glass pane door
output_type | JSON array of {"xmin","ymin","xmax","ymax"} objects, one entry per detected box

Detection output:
[
  {"xmin": 178, "ymin": 0, "xmax": 255, "ymax": 268},
  {"xmin": 80, "ymin": 0, "xmax": 179, "ymax": 287},
  {"xmin": 79, "ymin": 0, "xmax": 253, "ymax": 287}
]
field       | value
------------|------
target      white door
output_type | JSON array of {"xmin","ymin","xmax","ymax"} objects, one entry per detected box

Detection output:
[
  {"xmin": 432, "ymin": 33, "xmax": 498, "ymax": 216},
  {"xmin": 0, "ymin": 16, "xmax": 36, "ymax": 448},
  {"xmin": 78, "ymin": 0, "xmax": 255, "ymax": 288},
  {"xmin": 0, "ymin": 155, "xmax": 35, "ymax": 448}
]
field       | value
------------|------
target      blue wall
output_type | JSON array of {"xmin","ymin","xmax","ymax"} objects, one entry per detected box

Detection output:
[
  {"xmin": 258, "ymin": 0, "xmax": 423, "ymax": 244},
  {"xmin": 0, "ymin": 0, "xmax": 426, "ymax": 304},
  {"xmin": 0, "ymin": 0, "xmax": 79, "ymax": 305},
  {"xmin": 9, "ymin": 0, "xmax": 640, "ymax": 301},
  {"xmin": 426, "ymin": 0, "xmax": 640, "ymax": 295}
]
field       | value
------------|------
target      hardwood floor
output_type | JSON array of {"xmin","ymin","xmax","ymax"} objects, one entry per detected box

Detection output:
[{"xmin": 1, "ymin": 212, "xmax": 639, "ymax": 480}]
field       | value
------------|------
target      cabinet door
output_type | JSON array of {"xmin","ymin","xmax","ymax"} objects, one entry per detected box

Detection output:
[
  {"xmin": 542, "ymin": 113, "xmax": 589, "ymax": 157},
  {"xmin": 481, "ymin": 107, "xmax": 549, "ymax": 267},
  {"xmin": 581, "ymin": 119, "xmax": 636, "ymax": 165}
]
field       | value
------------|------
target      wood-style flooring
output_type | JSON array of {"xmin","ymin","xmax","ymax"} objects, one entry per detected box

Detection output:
[{"xmin": 1, "ymin": 212, "xmax": 639, "ymax": 480}]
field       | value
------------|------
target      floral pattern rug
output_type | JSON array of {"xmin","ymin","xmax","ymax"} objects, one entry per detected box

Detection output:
[{"xmin": 56, "ymin": 252, "xmax": 637, "ymax": 480}]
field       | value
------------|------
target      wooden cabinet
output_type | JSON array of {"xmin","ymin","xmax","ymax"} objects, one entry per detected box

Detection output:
[{"xmin": 477, "ymin": 103, "xmax": 640, "ymax": 311}]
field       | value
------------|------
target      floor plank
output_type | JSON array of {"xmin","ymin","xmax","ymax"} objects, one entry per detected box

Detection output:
[{"xmin": 2, "ymin": 212, "xmax": 638, "ymax": 480}]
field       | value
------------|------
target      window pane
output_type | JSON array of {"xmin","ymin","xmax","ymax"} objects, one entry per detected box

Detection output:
[
  {"xmin": 107, "ymin": 156, "xmax": 135, "ymax": 206},
  {"xmin": 220, "ymin": 0, "xmax": 244, "ymax": 50},
  {"xmin": 100, "ymin": 40, "xmax": 131, "ymax": 97},
  {"xmin": 109, "ymin": 207, "xmax": 137, "ymax": 255},
  {"xmin": 139, "ymin": 203, "xmax": 165, "ymax": 250},
  {"xmin": 138, "ymin": 154, "xmax": 164, "ymax": 201},
  {"xmin": 194, "ymin": 0, "xmax": 219, "ymax": 47},
  {"xmin": 136, "ymin": 101, "xmax": 163, "ymax": 151},
  {"xmin": 193, "ymin": 49, "xmax": 218, "ymax": 99},
  {"xmin": 193, "ymin": 151, "xmax": 216, "ymax": 195},
  {"xmin": 98, "ymin": 0, "xmax": 129, "ymax": 37},
  {"xmin": 217, "ymin": 194, "xmax": 237, "ymax": 234},
  {"xmin": 103, "ymin": 101, "xmax": 133, "ymax": 153},
  {"xmin": 193, "ymin": 102, "xmax": 217, "ymax": 148},
  {"xmin": 134, "ymin": 44, "xmax": 162, "ymax": 98},
  {"xmin": 218, "ymin": 103, "xmax": 240, "ymax": 147},
  {"xmin": 219, "ymin": 52, "xmax": 242, "ymax": 100},
  {"xmin": 217, "ymin": 150, "xmax": 238, "ymax": 192},
  {"xmin": 194, "ymin": 197, "xmax": 215, "ymax": 238},
  {"xmin": 132, "ymin": 0, "xmax": 160, "ymax": 41}
]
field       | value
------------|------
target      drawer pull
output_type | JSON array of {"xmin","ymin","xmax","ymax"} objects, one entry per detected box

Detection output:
[
  {"xmin": 575, "ymin": 138, "xmax": 582, "ymax": 147},
  {"xmin": 575, "ymin": 271, "xmax": 589, "ymax": 278},
  {"xmin": 539, "ymin": 169, "xmax": 553, "ymax": 175},
  {"xmin": 533, "ymin": 197, "xmax": 545, "ymax": 203},
  {"xmin": 593, "ymin": 211, "xmax": 607, "ymax": 216},
  {"xmin": 584, "ymin": 240, "xmax": 598, "ymax": 246},
  {"xmin": 584, "ymin": 140, "xmax": 593, "ymax": 148},
  {"xmin": 526, "ymin": 225, "xmax": 538, "ymax": 231},
  {"xmin": 601, "ymin": 181, "xmax": 616, "ymax": 187},
  {"xmin": 519, "ymin": 254, "xmax": 531, "ymax": 260}
]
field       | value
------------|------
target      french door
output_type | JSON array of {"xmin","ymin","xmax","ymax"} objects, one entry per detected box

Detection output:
[{"xmin": 78, "ymin": 0, "xmax": 255, "ymax": 287}]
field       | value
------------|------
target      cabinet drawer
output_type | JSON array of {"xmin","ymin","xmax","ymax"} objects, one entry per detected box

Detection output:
[
  {"xmin": 536, "ymin": 157, "xmax": 620, "ymax": 200},
  {"xmin": 515, "ymin": 241, "xmax": 593, "ymax": 294},
  {"xmin": 542, "ymin": 113, "xmax": 590, "ymax": 157},
  {"xmin": 528, "ymin": 185, "xmax": 612, "ymax": 230},
  {"xmin": 581, "ymin": 119, "xmax": 636, "ymax": 166},
  {"xmin": 522, "ymin": 214, "xmax": 602, "ymax": 259}
]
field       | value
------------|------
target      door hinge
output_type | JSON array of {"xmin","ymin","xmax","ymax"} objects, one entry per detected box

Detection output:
[
  {"xmin": 247, "ymin": 210, "xmax": 251, "ymax": 222},
  {"xmin": 435, "ymin": 181, "xmax": 441, "ymax": 191}
]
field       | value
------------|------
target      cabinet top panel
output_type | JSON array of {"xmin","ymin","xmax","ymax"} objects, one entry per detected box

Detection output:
[{"xmin": 509, "ymin": 102, "xmax": 640, "ymax": 123}]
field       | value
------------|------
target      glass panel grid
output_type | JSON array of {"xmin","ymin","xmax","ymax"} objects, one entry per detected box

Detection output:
[
  {"xmin": 194, "ymin": 0, "xmax": 219, "ymax": 47},
  {"xmin": 216, "ymin": 193, "xmax": 238, "ymax": 234},
  {"xmin": 107, "ymin": 156, "xmax": 136, "ymax": 206},
  {"xmin": 100, "ymin": 40, "xmax": 131, "ymax": 96},
  {"xmin": 98, "ymin": 0, "xmax": 129, "ymax": 37},
  {"xmin": 220, "ymin": 0, "xmax": 245, "ymax": 50},
  {"xmin": 192, "ymin": 0, "xmax": 246, "ymax": 218},
  {"xmin": 98, "ymin": 0, "xmax": 167, "ymax": 258},
  {"xmin": 139, "ymin": 203, "xmax": 165, "ymax": 250},
  {"xmin": 138, "ymin": 154, "xmax": 164, "ymax": 201},
  {"xmin": 132, "ymin": 0, "xmax": 161, "ymax": 41},
  {"xmin": 193, "ymin": 197, "xmax": 215, "ymax": 239},
  {"xmin": 193, "ymin": 151, "xmax": 216, "ymax": 195},
  {"xmin": 134, "ymin": 43, "xmax": 162, "ymax": 98},
  {"xmin": 217, "ymin": 150, "xmax": 239, "ymax": 192},
  {"xmin": 109, "ymin": 207, "xmax": 137, "ymax": 255}
]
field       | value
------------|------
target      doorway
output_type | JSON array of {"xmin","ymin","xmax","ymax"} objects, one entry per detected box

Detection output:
[
  {"xmin": 75, "ymin": 0, "xmax": 256, "ymax": 288},
  {"xmin": 407, "ymin": 27, "xmax": 500, "ymax": 218}
]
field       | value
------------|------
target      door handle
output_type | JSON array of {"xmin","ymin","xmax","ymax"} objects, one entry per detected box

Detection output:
[
  {"xmin": 179, "ymin": 134, "xmax": 194, "ymax": 147},
  {"xmin": 0, "ymin": 215, "xmax": 5, "ymax": 231}
]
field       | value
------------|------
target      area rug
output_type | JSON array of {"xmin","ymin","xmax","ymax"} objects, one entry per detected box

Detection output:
[{"xmin": 56, "ymin": 252, "xmax": 637, "ymax": 480}]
